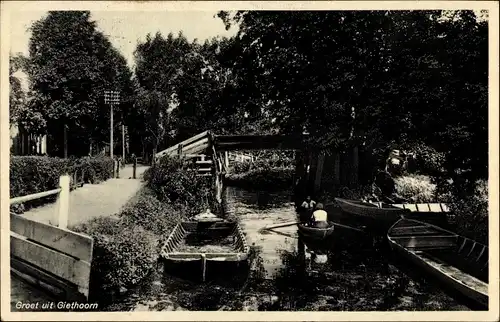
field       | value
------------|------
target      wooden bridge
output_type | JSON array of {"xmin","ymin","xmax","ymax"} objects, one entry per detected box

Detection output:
[
  {"xmin": 154, "ymin": 131, "xmax": 311, "ymax": 204},
  {"xmin": 154, "ymin": 130, "xmax": 360, "ymax": 207}
]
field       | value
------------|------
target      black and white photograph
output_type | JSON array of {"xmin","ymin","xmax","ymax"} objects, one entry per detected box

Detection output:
[{"xmin": 1, "ymin": 1, "xmax": 498, "ymax": 320}]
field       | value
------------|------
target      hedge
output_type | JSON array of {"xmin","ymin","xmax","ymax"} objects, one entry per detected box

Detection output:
[{"xmin": 10, "ymin": 155, "xmax": 114, "ymax": 212}]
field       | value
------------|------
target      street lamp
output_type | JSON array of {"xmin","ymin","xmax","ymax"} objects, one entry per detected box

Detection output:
[{"xmin": 104, "ymin": 90, "xmax": 120, "ymax": 159}]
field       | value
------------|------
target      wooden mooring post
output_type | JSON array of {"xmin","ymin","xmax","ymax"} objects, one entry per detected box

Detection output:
[{"xmin": 201, "ymin": 254, "xmax": 207, "ymax": 282}]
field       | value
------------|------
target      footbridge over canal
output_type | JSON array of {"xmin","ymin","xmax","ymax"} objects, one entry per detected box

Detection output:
[{"xmin": 154, "ymin": 130, "xmax": 360, "ymax": 206}]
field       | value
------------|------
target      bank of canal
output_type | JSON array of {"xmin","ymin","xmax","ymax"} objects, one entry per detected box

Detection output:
[{"xmin": 101, "ymin": 186, "xmax": 469, "ymax": 311}]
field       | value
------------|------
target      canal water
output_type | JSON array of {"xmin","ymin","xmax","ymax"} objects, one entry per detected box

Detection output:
[{"xmin": 102, "ymin": 186, "xmax": 470, "ymax": 311}]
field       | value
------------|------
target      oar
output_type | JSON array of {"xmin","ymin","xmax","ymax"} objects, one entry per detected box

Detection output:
[{"xmin": 262, "ymin": 221, "xmax": 301, "ymax": 230}]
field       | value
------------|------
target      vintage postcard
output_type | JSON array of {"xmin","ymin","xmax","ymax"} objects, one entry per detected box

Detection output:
[{"xmin": 1, "ymin": 1, "xmax": 498, "ymax": 321}]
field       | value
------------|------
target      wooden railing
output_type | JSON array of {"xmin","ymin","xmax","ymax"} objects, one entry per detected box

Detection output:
[
  {"xmin": 155, "ymin": 131, "xmax": 210, "ymax": 161},
  {"xmin": 227, "ymin": 151, "xmax": 256, "ymax": 162},
  {"xmin": 10, "ymin": 175, "xmax": 94, "ymax": 301}
]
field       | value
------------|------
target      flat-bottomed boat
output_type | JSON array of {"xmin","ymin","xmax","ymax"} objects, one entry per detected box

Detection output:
[
  {"xmin": 160, "ymin": 220, "xmax": 250, "ymax": 282},
  {"xmin": 387, "ymin": 218, "xmax": 488, "ymax": 309}
]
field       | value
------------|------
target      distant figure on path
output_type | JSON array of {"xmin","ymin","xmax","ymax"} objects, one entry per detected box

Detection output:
[{"xmin": 310, "ymin": 203, "xmax": 329, "ymax": 228}]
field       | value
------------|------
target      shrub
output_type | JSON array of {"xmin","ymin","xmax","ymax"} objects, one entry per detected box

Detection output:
[
  {"xmin": 394, "ymin": 174, "xmax": 436, "ymax": 203},
  {"xmin": 75, "ymin": 156, "xmax": 114, "ymax": 184},
  {"xmin": 230, "ymin": 157, "xmax": 294, "ymax": 175},
  {"xmin": 406, "ymin": 142, "xmax": 446, "ymax": 176},
  {"xmin": 118, "ymin": 187, "xmax": 187, "ymax": 236},
  {"xmin": 145, "ymin": 155, "xmax": 215, "ymax": 215},
  {"xmin": 74, "ymin": 217, "xmax": 159, "ymax": 294},
  {"xmin": 448, "ymin": 179, "xmax": 488, "ymax": 244}
]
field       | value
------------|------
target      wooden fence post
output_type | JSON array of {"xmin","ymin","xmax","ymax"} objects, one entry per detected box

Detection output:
[
  {"xmin": 133, "ymin": 156, "xmax": 137, "ymax": 179},
  {"xmin": 56, "ymin": 175, "xmax": 70, "ymax": 229},
  {"xmin": 116, "ymin": 159, "xmax": 120, "ymax": 178}
]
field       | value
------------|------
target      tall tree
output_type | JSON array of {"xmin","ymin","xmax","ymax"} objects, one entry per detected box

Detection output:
[
  {"xmin": 28, "ymin": 11, "xmax": 134, "ymax": 157},
  {"xmin": 9, "ymin": 53, "xmax": 46, "ymax": 135},
  {"xmin": 219, "ymin": 10, "xmax": 488, "ymax": 184}
]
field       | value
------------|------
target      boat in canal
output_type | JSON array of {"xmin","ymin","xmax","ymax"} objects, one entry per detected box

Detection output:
[
  {"xmin": 159, "ymin": 219, "xmax": 250, "ymax": 282},
  {"xmin": 388, "ymin": 202, "xmax": 450, "ymax": 213},
  {"xmin": 297, "ymin": 223, "xmax": 335, "ymax": 241},
  {"xmin": 335, "ymin": 197, "xmax": 410, "ymax": 224},
  {"xmin": 370, "ymin": 201, "xmax": 450, "ymax": 226},
  {"xmin": 387, "ymin": 218, "xmax": 488, "ymax": 309}
]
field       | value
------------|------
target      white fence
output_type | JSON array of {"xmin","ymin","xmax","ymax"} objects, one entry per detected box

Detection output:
[{"xmin": 10, "ymin": 175, "xmax": 94, "ymax": 300}]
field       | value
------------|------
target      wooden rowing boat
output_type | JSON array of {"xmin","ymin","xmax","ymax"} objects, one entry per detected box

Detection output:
[
  {"xmin": 387, "ymin": 218, "xmax": 488, "ymax": 309},
  {"xmin": 160, "ymin": 220, "xmax": 250, "ymax": 282},
  {"xmin": 335, "ymin": 198, "xmax": 410, "ymax": 223},
  {"xmin": 369, "ymin": 201, "xmax": 450, "ymax": 213},
  {"xmin": 370, "ymin": 201, "xmax": 450, "ymax": 226},
  {"xmin": 297, "ymin": 223, "xmax": 335, "ymax": 241}
]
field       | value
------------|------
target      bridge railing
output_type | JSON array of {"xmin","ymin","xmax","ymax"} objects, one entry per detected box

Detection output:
[
  {"xmin": 10, "ymin": 175, "xmax": 93, "ymax": 301},
  {"xmin": 227, "ymin": 151, "xmax": 256, "ymax": 162},
  {"xmin": 155, "ymin": 131, "xmax": 210, "ymax": 161}
]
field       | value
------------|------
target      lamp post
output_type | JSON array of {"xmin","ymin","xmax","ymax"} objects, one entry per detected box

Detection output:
[{"xmin": 104, "ymin": 90, "xmax": 120, "ymax": 159}]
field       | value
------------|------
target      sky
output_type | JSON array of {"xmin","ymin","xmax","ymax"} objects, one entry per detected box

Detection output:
[{"xmin": 9, "ymin": 11, "xmax": 238, "ymax": 68}]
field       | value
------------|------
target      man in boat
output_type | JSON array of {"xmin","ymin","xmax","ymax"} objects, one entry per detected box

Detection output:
[
  {"xmin": 301, "ymin": 195, "xmax": 317, "ymax": 211},
  {"xmin": 385, "ymin": 149, "xmax": 408, "ymax": 177},
  {"xmin": 310, "ymin": 203, "xmax": 329, "ymax": 228},
  {"xmin": 299, "ymin": 195, "xmax": 316, "ymax": 222},
  {"xmin": 193, "ymin": 209, "xmax": 220, "ymax": 221}
]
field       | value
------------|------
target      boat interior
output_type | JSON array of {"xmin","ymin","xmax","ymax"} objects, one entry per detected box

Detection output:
[
  {"xmin": 161, "ymin": 221, "xmax": 249, "ymax": 258},
  {"xmin": 389, "ymin": 220, "xmax": 488, "ymax": 283}
]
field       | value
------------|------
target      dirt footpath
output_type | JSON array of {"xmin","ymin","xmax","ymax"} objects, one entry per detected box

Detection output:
[{"xmin": 21, "ymin": 165, "xmax": 149, "ymax": 227}]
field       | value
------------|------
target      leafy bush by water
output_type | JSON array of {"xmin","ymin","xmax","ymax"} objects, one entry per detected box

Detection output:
[
  {"xmin": 75, "ymin": 216, "xmax": 159, "ymax": 295},
  {"xmin": 144, "ymin": 155, "xmax": 216, "ymax": 216},
  {"xmin": 447, "ymin": 180, "xmax": 488, "ymax": 244},
  {"xmin": 118, "ymin": 187, "xmax": 187, "ymax": 236},
  {"xmin": 395, "ymin": 174, "xmax": 436, "ymax": 203}
]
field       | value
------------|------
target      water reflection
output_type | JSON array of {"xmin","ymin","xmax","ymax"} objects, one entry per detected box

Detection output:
[{"xmin": 228, "ymin": 187, "xmax": 293, "ymax": 210}]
